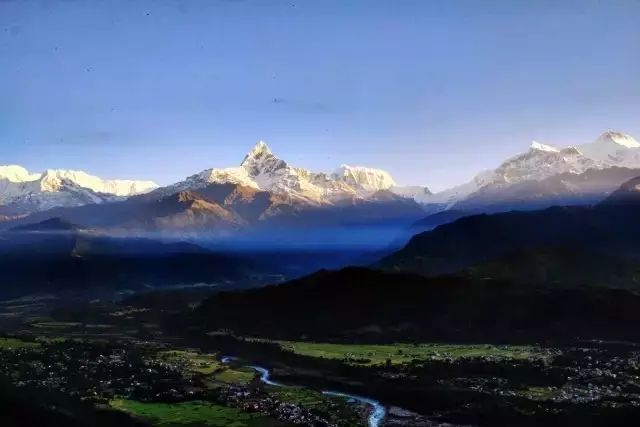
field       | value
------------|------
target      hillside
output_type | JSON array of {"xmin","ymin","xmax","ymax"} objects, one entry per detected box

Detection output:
[
  {"xmin": 379, "ymin": 176, "xmax": 640, "ymax": 286},
  {"xmin": 0, "ymin": 219, "xmax": 265, "ymax": 298}
]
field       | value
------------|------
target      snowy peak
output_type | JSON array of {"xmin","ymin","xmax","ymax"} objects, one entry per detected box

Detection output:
[
  {"xmin": 0, "ymin": 165, "xmax": 157, "ymax": 197},
  {"xmin": 161, "ymin": 140, "xmax": 422, "ymax": 206},
  {"xmin": 594, "ymin": 131, "xmax": 640, "ymax": 148},
  {"xmin": 240, "ymin": 140, "xmax": 288, "ymax": 176},
  {"xmin": 530, "ymin": 141, "xmax": 560, "ymax": 153},
  {"xmin": 424, "ymin": 129, "xmax": 640, "ymax": 210},
  {"xmin": 0, "ymin": 165, "xmax": 158, "ymax": 214},
  {"xmin": 241, "ymin": 140, "xmax": 273, "ymax": 164},
  {"xmin": 485, "ymin": 130, "xmax": 640, "ymax": 186},
  {"xmin": 332, "ymin": 164, "xmax": 396, "ymax": 192},
  {"xmin": 36, "ymin": 169, "xmax": 158, "ymax": 196},
  {"xmin": 577, "ymin": 130, "xmax": 640, "ymax": 165},
  {"xmin": 0, "ymin": 165, "xmax": 41, "ymax": 183}
]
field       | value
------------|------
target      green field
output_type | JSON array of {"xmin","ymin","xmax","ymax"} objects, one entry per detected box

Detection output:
[
  {"xmin": 213, "ymin": 366, "xmax": 256, "ymax": 384},
  {"xmin": 520, "ymin": 386, "xmax": 558, "ymax": 401},
  {"xmin": 276, "ymin": 341, "xmax": 553, "ymax": 365},
  {"xmin": 31, "ymin": 321, "xmax": 83, "ymax": 329},
  {"xmin": 110, "ymin": 399, "xmax": 279, "ymax": 427},
  {"xmin": 0, "ymin": 337, "xmax": 41, "ymax": 350}
]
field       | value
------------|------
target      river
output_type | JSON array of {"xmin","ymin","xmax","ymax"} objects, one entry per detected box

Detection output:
[{"xmin": 221, "ymin": 356, "xmax": 387, "ymax": 427}]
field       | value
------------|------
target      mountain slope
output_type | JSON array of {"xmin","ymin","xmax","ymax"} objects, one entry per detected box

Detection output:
[
  {"xmin": 1, "ymin": 184, "xmax": 256, "ymax": 233},
  {"xmin": 0, "ymin": 218, "xmax": 265, "ymax": 298},
  {"xmin": 379, "ymin": 175, "xmax": 640, "ymax": 287}
]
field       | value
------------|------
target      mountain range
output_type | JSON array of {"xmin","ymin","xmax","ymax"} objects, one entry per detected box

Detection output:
[
  {"xmin": 0, "ymin": 165, "xmax": 157, "ymax": 218},
  {"xmin": 417, "ymin": 131, "xmax": 640, "ymax": 215},
  {"xmin": 4, "ymin": 131, "xmax": 640, "ymax": 298},
  {"xmin": 1, "ymin": 130, "xmax": 640, "ymax": 237},
  {"xmin": 148, "ymin": 140, "xmax": 429, "ymax": 205},
  {"xmin": 0, "ymin": 142, "xmax": 427, "ymax": 236}
]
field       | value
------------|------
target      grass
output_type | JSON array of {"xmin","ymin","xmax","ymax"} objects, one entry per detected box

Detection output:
[
  {"xmin": 0, "ymin": 337, "xmax": 41, "ymax": 350},
  {"xmin": 35, "ymin": 336, "xmax": 68, "ymax": 344},
  {"xmin": 31, "ymin": 321, "xmax": 82, "ymax": 329},
  {"xmin": 521, "ymin": 386, "xmax": 557, "ymax": 401},
  {"xmin": 110, "ymin": 399, "xmax": 278, "ymax": 427},
  {"xmin": 275, "ymin": 341, "xmax": 552, "ymax": 365},
  {"xmin": 213, "ymin": 367, "xmax": 256, "ymax": 384}
]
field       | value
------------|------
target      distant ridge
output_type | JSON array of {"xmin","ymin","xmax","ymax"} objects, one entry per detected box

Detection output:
[{"xmin": 10, "ymin": 217, "xmax": 79, "ymax": 232}]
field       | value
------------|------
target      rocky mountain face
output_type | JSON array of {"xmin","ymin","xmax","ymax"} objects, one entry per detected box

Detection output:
[{"xmin": 0, "ymin": 165, "xmax": 158, "ymax": 217}]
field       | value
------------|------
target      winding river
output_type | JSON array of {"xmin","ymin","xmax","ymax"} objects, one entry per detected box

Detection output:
[{"xmin": 221, "ymin": 356, "xmax": 387, "ymax": 427}]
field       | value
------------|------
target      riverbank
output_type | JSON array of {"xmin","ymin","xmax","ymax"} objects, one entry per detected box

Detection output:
[{"xmin": 222, "ymin": 355, "xmax": 387, "ymax": 427}]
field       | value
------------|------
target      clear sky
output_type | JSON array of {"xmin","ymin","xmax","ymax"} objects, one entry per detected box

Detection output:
[{"xmin": 1, "ymin": 0, "xmax": 639, "ymax": 191}]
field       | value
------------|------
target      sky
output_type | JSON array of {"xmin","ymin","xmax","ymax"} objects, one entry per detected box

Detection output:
[{"xmin": 1, "ymin": 0, "xmax": 639, "ymax": 191}]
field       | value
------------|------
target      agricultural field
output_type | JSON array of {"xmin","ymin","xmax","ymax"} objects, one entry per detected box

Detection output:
[
  {"xmin": 0, "ymin": 336, "xmax": 40, "ymax": 349},
  {"xmin": 30, "ymin": 321, "xmax": 83, "ymax": 329},
  {"xmin": 275, "ymin": 341, "xmax": 555, "ymax": 365}
]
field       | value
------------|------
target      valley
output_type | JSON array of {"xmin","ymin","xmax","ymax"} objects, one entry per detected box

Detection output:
[
  {"xmin": 5, "ymin": 2, "xmax": 640, "ymax": 425},
  {"xmin": 2, "ymin": 284, "xmax": 640, "ymax": 427},
  {"xmin": 3, "ymin": 135, "xmax": 640, "ymax": 427}
]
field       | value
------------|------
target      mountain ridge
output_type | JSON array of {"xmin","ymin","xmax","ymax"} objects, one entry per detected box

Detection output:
[
  {"xmin": 0, "ymin": 165, "xmax": 158, "ymax": 216},
  {"xmin": 414, "ymin": 130, "xmax": 640, "ymax": 223},
  {"xmin": 150, "ymin": 140, "xmax": 430, "ymax": 206}
]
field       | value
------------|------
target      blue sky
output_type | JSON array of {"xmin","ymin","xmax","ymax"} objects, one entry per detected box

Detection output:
[{"xmin": 1, "ymin": 0, "xmax": 639, "ymax": 191}]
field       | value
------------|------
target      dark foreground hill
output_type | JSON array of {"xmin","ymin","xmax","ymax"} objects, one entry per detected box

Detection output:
[
  {"xmin": 195, "ymin": 267, "xmax": 640, "ymax": 343},
  {"xmin": 0, "ymin": 379, "xmax": 146, "ymax": 427}
]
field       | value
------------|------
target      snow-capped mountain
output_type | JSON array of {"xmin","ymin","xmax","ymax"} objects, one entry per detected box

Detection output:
[
  {"xmin": 0, "ymin": 165, "xmax": 158, "ymax": 215},
  {"xmin": 425, "ymin": 130, "xmax": 640, "ymax": 209},
  {"xmin": 579, "ymin": 131, "xmax": 640, "ymax": 165},
  {"xmin": 154, "ymin": 140, "xmax": 429, "ymax": 205},
  {"xmin": 331, "ymin": 164, "xmax": 396, "ymax": 192}
]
